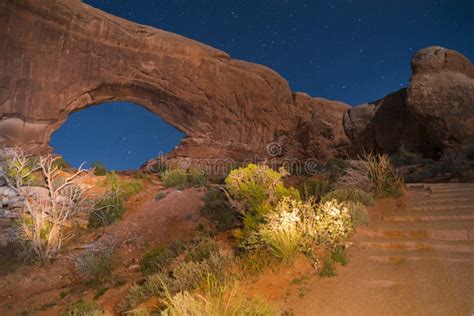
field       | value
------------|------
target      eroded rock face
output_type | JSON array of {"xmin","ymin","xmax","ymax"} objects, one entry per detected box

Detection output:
[
  {"xmin": 344, "ymin": 47, "xmax": 474, "ymax": 157},
  {"xmin": 343, "ymin": 89, "xmax": 438, "ymax": 156},
  {"xmin": 0, "ymin": 0, "xmax": 298, "ymax": 159},
  {"xmin": 407, "ymin": 46, "xmax": 474, "ymax": 148},
  {"xmin": 1, "ymin": 1, "xmax": 473, "ymax": 165}
]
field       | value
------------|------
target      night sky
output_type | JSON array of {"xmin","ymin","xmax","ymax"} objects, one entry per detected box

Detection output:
[{"xmin": 51, "ymin": 0, "xmax": 474, "ymax": 170}]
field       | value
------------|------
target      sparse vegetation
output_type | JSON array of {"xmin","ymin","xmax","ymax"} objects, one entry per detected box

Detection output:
[
  {"xmin": 63, "ymin": 299, "xmax": 104, "ymax": 316},
  {"xmin": 160, "ymin": 169, "xmax": 188, "ymax": 189},
  {"xmin": 91, "ymin": 161, "xmax": 107, "ymax": 176},
  {"xmin": 161, "ymin": 275, "xmax": 276, "ymax": 316},
  {"xmin": 321, "ymin": 187, "xmax": 374, "ymax": 206},
  {"xmin": 331, "ymin": 245, "xmax": 348, "ymax": 266},
  {"xmin": 200, "ymin": 189, "xmax": 239, "ymax": 231},
  {"xmin": 154, "ymin": 191, "xmax": 167, "ymax": 201},
  {"xmin": 318, "ymin": 256, "xmax": 336, "ymax": 278},
  {"xmin": 88, "ymin": 172, "xmax": 143, "ymax": 227},
  {"xmin": 225, "ymin": 164, "xmax": 299, "ymax": 233},
  {"xmin": 303, "ymin": 177, "xmax": 332, "ymax": 201},
  {"xmin": 362, "ymin": 153, "xmax": 403, "ymax": 197},
  {"xmin": 73, "ymin": 246, "xmax": 116, "ymax": 284},
  {"xmin": 3, "ymin": 149, "xmax": 88, "ymax": 262}
]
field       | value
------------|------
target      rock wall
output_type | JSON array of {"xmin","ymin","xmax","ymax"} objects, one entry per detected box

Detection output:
[
  {"xmin": 344, "ymin": 47, "xmax": 474, "ymax": 157},
  {"xmin": 1, "ymin": 1, "xmax": 473, "ymax": 165}
]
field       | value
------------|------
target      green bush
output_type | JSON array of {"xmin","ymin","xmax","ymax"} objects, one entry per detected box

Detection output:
[
  {"xmin": 319, "ymin": 256, "xmax": 336, "ymax": 278},
  {"xmin": 88, "ymin": 191, "xmax": 125, "ymax": 228},
  {"xmin": 325, "ymin": 158, "xmax": 347, "ymax": 172},
  {"xmin": 321, "ymin": 187, "xmax": 374, "ymax": 206},
  {"xmin": 161, "ymin": 169, "xmax": 188, "ymax": 189},
  {"xmin": 331, "ymin": 245, "xmax": 348, "ymax": 266},
  {"xmin": 73, "ymin": 247, "xmax": 116, "ymax": 284},
  {"xmin": 141, "ymin": 242, "xmax": 184, "ymax": 275},
  {"xmin": 225, "ymin": 164, "xmax": 300, "ymax": 232},
  {"xmin": 345, "ymin": 201, "xmax": 369, "ymax": 226},
  {"xmin": 63, "ymin": 300, "xmax": 104, "ymax": 316},
  {"xmin": 303, "ymin": 178, "xmax": 332, "ymax": 201},
  {"xmin": 161, "ymin": 275, "xmax": 276, "ymax": 316},
  {"xmin": 91, "ymin": 161, "xmax": 107, "ymax": 176},
  {"xmin": 102, "ymin": 172, "xmax": 144, "ymax": 199},
  {"xmin": 187, "ymin": 168, "xmax": 207, "ymax": 187},
  {"xmin": 201, "ymin": 189, "xmax": 239, "ymax": 231}
]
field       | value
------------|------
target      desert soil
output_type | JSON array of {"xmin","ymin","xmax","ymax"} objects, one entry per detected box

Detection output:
[{"xmin": 1, "ymin": 181, "xmax": 473, "ymax": 315}]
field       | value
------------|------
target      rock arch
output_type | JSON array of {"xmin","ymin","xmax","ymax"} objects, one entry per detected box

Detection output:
[{"xmin": 0, "ymin": 0, "xmax": 307, "ymax": 162}]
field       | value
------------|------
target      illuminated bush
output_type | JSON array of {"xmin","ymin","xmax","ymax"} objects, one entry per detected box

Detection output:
[
  {"xmin": 313, "ymin": 199, "xmax": 353, "ymax": 245},
  {"xmin": 225, "ymin": 164, "xmax": 299, "ymax": 231},
  {"xmin": 162, "ymin": 276, "xmax": 276, "ymax": 316}
]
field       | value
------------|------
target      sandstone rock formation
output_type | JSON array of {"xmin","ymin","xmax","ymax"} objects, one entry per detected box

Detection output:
[
  {"xmin": 407, "ymin": 46, "xmax": 474, "ymax": 148},
  {"xmin": 344, "ymin": 47, "xmax": 474, "ymax": 157},
  {"xmin": 1, "ymin": 1, "xmax": 473, "ymax": 166},
  {"xmin": 0, "ymin": 0, "xmax": 347, "ymax": 164}
]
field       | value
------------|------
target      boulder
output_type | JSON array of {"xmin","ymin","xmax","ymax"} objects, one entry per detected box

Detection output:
[{"xmin": 407, "ymin": 46, "xmax": 474, "ymax": 149}]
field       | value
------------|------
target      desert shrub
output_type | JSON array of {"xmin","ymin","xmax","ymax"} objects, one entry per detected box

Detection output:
[
  {"xmin": 225, "ymin": 164, "xmax": 300, "ymax": 232},
  {"xmin": 337, "ymin": 162, "xmax": 374, "ymax": 192},
  {"xmin": 124, "ymin": 241, "xmax": 232, "ymax": 309},
  {"xmin": 362, "ymin": 153, "xmax": 403, "ymax": 197},
  {"xmin": 200, "ymin": 189, "xmax": 239, "ymax": 231},
  {"xmin": 303, "ymin": 178, "xmax": 332, "ymax": 201},
  {"xmin": 236, "ymin": 248, "xmax": 276, "ymax": 277},
  {"xmin": 154, "ymin": 191, "xmax": 167, "ymax": 201},
  {"xmin": 259, "ymin": 216, "xmax": 303, "ymax": 263},
  {"xmin": 4, "ymin": 151, "xmax": 89, "ymax": 262},
  {"xmin": 345, "ymin": 201, "xmax": 369, "ymax": 226},
  {"xmin": 318, "ymin": 256, "xmax": 336, "ymax": 278},
  {"xmin": 321, "ymin": 188, "xmax": 374, "ymax": 206},
  {"xmin": 257, "ymin": 197, "xmax": 353, "ymax": 261},
  {"xmin": 390, "ymin": 152, "xmax": 433, "ymax": 167},
  {"xmin": 313, "ymin": 199, "xmax": 353, "ymax": 245},
  {"xmin": 73, "ymin": 246, "xmax": 116, "ymax": 284},
  {"xmin": 91, "ymin": 161, "xmax": 107, "ymax": 176},
  {"xmin": 326, "ymin": 158, "xmax": 347, "ymax": 172},
  {"xmin": 331, "ymin": 245, "xmax": 348, "ymax": 266},
  {"xmin": 439, "ymin": 148, "xmax": 473, "ymax": 175},
  {"xmin": 161, "ymin": 275, "xmax": 276, "ymax": 316},
  {"xmin": 141, "ymin": 241, "xmax": 185, "ymax": 275},
  {"xmin": 161, "ymin": 169, "xmax": 187, "ymax": 189},
  {"xmin": 63, "ymin": 300, "xmax": 104, "ymax": 316},
  {"xmin": 88, "ymin": 191, "xmax": 125, "ymax": 228},
  {"xmin": 187, "ymin": 168, "xmax": 207, "ymax": 187},
  {"xmin": 103, "ymin": 172, "xmax": 143, "ymax": 199}
]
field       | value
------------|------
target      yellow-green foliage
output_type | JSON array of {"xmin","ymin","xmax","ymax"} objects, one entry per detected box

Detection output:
[
  {"xmin": 103, "ymin": 172, "xmax": 143, "ymax": 199},
  {"xmin": 225, "ymin": 164, "xmax": 300, "ymax": 231},
  {"xmin": 258, "ymin": 196, "xmax": 353, "ymax": 261},
  {"xmin": 321, "ymin": 187, "xmax": 374, "ymax": 206},
  {"xmin": 313, "ymin": 199, "xmax": 353, "ymax": 245},
  {"xmin": 161, "ymin": 275, "xmax": 276, "ymax": 316},
  {"xmin": 161, "ymin": 168, "xmax": 207, "ymax": 189},
  {"xmin": 6, "ymin": 159, "xmax": 36, "ymax": 186},
  {"xmin": 258, "ymin": 198, "xmax": 308, "ymax": 262},
  {"xmin": 362, "ymin": 153, "xmax": 403, "ymax": 197},
  {"xmin": 64, "ymin": 299, "xmax": 104, "ymax": 316}
]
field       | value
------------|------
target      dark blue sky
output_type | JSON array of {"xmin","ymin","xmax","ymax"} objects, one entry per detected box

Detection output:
[{"xmin": 52, "ymin": 0, "xmax": 473, "ymax": 170}]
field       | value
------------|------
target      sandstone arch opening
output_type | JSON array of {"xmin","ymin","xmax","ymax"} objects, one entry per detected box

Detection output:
[{"xmin": 50, "ymin": 101, "xmax": 184, "ymax": 170}]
